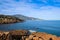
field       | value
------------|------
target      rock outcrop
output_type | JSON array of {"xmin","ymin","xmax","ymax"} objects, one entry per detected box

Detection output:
[
  {"xmin": 26, "ymin": 32, "xmax": 59, "ymax": 40},
  {"xmin": 0, "ymin": 15, "xmax": 24, "ymax": 24},
  {"xmin": 0, "ymin": 30, "xmax": 60, "ymax": 40}
]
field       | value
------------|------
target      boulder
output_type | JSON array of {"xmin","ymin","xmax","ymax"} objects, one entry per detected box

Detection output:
[
  {"xmin": 0, "ymin": 30, "xmax": 60, "ymax": 40},
  {"xmin": 9, "ymin": 30, "xmax": 29, "ymax": 36},
  {"xmin": 28, "ymin": 32, "xmax": 59, "ymax": 40}
]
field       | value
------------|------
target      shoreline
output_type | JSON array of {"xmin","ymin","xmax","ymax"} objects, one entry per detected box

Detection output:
[
  {"xmin": 0, "ymin": 15, "xmax": 24, "ymax": 24},
  {"xmin": 0, "ymin": 30, "xmax": 60, "ymax": 40}
]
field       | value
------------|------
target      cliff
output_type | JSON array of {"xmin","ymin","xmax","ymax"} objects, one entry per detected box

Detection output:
[
  {"xmin": 0, "ymin": 30, "xmax": 60, "ymax": 40},
  {"xmin": 0, "ymin": 15, "xmax": 24, "ymax": 24}
]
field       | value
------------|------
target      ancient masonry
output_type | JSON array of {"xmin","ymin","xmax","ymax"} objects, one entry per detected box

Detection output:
[{"xmin": 0, "ymin": 30, "xmax": 60, "ymax": 40}]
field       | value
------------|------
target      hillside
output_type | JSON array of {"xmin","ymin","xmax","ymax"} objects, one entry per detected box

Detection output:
[
  {"xmin": 0, "ymin": 15, "xmax": 24, "ymax": 24},
  {"xmin": 13, "ymin": 14, "xmax": 41, "ymax": 20}
]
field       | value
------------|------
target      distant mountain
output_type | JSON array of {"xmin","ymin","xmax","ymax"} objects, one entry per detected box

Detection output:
[{"xmin": 13, "ymin": 14, "xmax": 41, "ymax": 20}]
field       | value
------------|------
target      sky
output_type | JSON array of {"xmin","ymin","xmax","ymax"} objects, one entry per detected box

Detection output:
[{"xmin": 0, "ymin": 0, "xmax": 60, "ymax": 20}]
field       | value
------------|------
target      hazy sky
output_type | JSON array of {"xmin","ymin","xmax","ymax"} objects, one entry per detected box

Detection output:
[{"xmin": 0, "ymin": 0, "xmax": 60, "ymax": 20}]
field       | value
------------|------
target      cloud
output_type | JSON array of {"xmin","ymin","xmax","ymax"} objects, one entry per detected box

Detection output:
[{"xmin": 0, "ymin": 0, "xmax": 60, "ymax": 20}]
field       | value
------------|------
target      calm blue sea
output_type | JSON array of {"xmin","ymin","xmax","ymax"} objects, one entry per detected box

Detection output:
[{"xmin": 0, "ymin": 20, "xmax": 60, "ymax": 36}]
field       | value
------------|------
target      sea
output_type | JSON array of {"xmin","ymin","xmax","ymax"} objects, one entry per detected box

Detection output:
[{"xmin": 0, "ymin": 20, "xmax": 60, "ymax": 36}]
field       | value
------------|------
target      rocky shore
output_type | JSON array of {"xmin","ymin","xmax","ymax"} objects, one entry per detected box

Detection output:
[
  {"xmin": 0, "ymin": 30, "xmax": 60, "ymax": 40},
  {"xmin": 0, "ymin": 15, "xmax": 24, "ymax": 24}
]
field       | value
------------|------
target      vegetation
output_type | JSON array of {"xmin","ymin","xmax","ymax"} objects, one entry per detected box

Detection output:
[{"xmin": 0, "ymin": 15, "xmax": 24, "ymax": 24}]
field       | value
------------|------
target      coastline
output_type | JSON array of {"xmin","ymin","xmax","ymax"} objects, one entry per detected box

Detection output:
[
  {"xmin": 0, "ymin": 30, "xmax": 60, "ymax": 40},
  {"xmin": 0, "ymin": 15, "xmax": 24, "ymax": 24}
]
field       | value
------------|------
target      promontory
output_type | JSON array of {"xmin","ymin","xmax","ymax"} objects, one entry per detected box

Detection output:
[{"xmin": 0, "ymin": 15, "xmax": 24, "ymax": 24}]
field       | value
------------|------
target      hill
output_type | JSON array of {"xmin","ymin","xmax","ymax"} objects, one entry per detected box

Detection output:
[
  {"xmin": 13, "ymin": 14, "xmax": 41, "ymax": 20},
  {"xmin": 0, "ymin": 15, "xmax": 24, "ymax": 24}
]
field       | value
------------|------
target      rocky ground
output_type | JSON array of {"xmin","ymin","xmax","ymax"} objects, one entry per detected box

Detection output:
[{"xmin": 0, "ymin": 30, "xmax": 60, "ymax": 40}]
